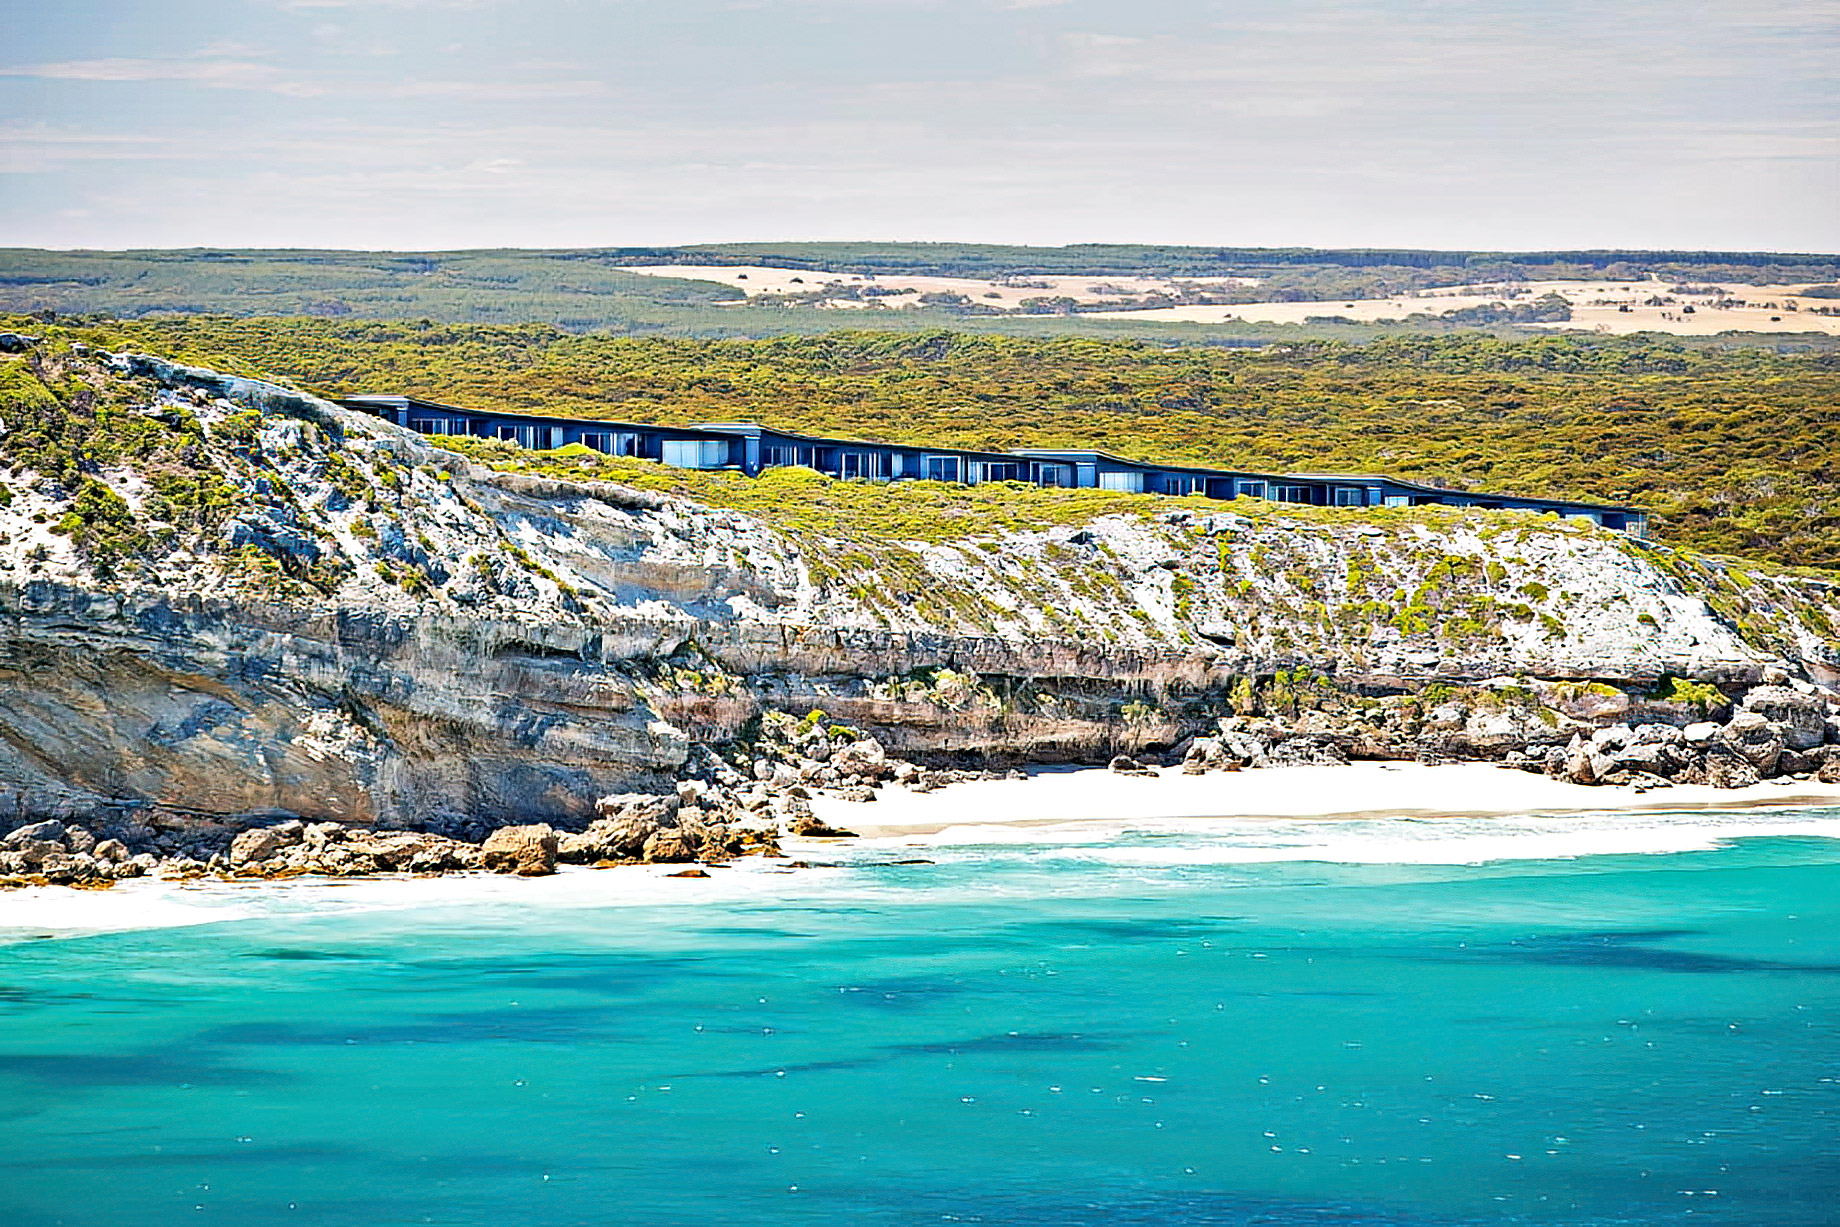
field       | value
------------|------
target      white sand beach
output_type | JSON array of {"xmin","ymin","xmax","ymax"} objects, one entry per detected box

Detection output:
[{"xmin": 814, "ymin": 761, "xmax": 1840, "ymax": 838}]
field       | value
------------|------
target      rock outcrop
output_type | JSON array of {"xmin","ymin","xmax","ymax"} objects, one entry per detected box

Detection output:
[{"xmin": 0, "ymin": 342, "xmax": 1837, "ymax": 885}]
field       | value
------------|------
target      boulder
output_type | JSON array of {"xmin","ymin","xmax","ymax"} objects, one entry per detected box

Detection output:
[
  {"xmin": 1591, "ymin": 724, "xmax": 1633, "ymax": 752},
  {"xmin": 1182, "ymin": 737, "xmax": 1225, "ymax": 774},
  {"xmin": 338, "ymin": 830, "xmax": 481, "ymax": 874},
  {"xmin": 2, "ymin": 820, "xmax": 65, "ymax": 850},
  {"xmin": 480, "ymin": 824, "xmax": 559, "ymax": 876},
  {"xmin": 1562, "ymin": 735, "xmax": 1617, "ymax": 785},
  {"xmin": 1719, "ymin": 711, "xmax": 1784, "ymax": 775},
  {"xmin": 1109, "ymin": 755, "xmax": 1158, "ymax": 777},
  {"xmin": 596, "ymin": 791, "xmax": 680, "ymax": 825},
  {"xmin": 1628, "ymin": 723, "xmax": 1686, "ymax": 748},
  {"xmin": 1608, "ymin": 743, "xmax": 1671, "ymax": 775},
  {"xmin": 554, "ymin": 793, "xmax": 684, "ymax": 864},
  {"xmin": 787, "ymin": 814, "xmax": 858, "ymax": 839},
  {"xmin": 1701, "ymin": 745, "xmax": 1761, "ymax": 789},
  {"xmin": 1260, "ymin": 737, "xmax": 1348, "ymax": 768},
  {"xmin": 1216, "ymin": 729, "xmax": 1269, "ymax": 764},
  {"xmin": 641, "ymin": 827, "xmax": 701, "ymax": 863},
  {"xmin": 1742, "ymin": 686, "xmax": 1828, "ymax": 751},
  {"xmin": 6, "ymin": 838, "xmax": 65, "ymax": 867},
  {"xmin": 1819, "ymin": 754, "xmax": 1840, "ymax": 784},
  {"xmin": 36, "ymin": 852, "xmax": 102, "ymax": 885},
  {"xmin": 92, "ymin": 839, "xmax": 130, "ymax": 864},
  {"xmin": 561, "ymin": 817, "xmax": 658, "ymax": 863},
  {"xmin": 831, "ymin": 738, "xmax": 889, "ymax": 780},
  {"xmin": 229, "ymin": 827, "xmax": 290, "ymax": 866},
  {"xmin": 1776, "ymin": 748, "xmax": 1824, "ymax": 777},
  {"xmin": 1683, "ymin": 721, "xmax": 1722, "ymax": 749}
]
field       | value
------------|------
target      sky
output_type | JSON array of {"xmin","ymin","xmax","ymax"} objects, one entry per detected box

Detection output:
[{"xmin": 2, "ymin": 0, "xmax": 1836, "ymax": 252}]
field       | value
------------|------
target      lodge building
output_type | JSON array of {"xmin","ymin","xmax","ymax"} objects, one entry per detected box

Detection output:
[{"xmin": 339, "ymin": 394, "xmax": 1646, "ymax": 536}]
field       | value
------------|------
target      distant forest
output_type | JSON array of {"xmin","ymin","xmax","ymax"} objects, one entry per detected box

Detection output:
[
  {"xmin": 648, "ymin": 241, "xmax": 1840, "ymax": 286},
  {"xmin": 3, "ymin": 244, "xmax": 1835, "ymax": 337},
  {"xmin": 22, "ymin": 314, "xmax": 1840, "ymax": 570}
]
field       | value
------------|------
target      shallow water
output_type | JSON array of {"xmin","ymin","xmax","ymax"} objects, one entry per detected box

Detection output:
[{"xmin": 4, "ymin": 806, "xmax": 1839, "ymax": 1226}]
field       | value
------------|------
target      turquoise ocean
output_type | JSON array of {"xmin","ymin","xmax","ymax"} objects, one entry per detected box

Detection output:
[{"xmin": 3, "ymin": 804, "xmax": 1838, "ymax": 1226}]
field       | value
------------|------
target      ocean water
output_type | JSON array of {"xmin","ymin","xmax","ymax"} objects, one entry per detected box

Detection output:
[{"xmin": 3, "ymin": 805, "xmax": 1839, "ymax": 1226}]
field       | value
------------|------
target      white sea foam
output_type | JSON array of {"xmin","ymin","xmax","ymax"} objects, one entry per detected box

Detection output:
[
  {"xmin": 858, "ymin": 806, "xmax": 1840, "ymax": 868},
  {"xmin": 0, "ymin": 858, "xmax": 846, "ymax": 943},
  {"xmin": 5, "ymin": 805, "xmax": 1836, "ymax": 941}
]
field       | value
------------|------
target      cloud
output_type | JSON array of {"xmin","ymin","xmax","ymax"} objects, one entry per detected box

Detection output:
[
  {"xmin": 0, "ymin": 57, "xmax": 606, "ymax": 102},
  {"xmin": 0, "ymin": 57, "xmax": 325, "ymax": 96}
]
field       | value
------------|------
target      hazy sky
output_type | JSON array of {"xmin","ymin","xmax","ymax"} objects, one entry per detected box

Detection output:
[{"xmin": 4, "ymin": 0, "xmax": 1835, "ymax": 252}]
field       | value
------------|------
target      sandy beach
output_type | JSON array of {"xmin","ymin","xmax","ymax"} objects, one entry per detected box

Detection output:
[{"xmin": 813, "ymin": 761, "xmax": 1840, "ymax": 838}]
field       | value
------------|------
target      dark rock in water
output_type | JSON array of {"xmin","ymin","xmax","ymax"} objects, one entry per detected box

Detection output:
[
  {"xmin": 667, "ymin": 867, "xmax": 710, "ymax": 878},
  {"xmin": 480, "ymin": 824, "xmax": 559, "ymax": 876}
]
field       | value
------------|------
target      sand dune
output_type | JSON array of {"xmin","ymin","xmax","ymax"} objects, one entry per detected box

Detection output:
[
  {"xmin": 624, "ymin": 263, "xmax": 1840, "ymax": 336},
  {"xmin": 619, "ymin": 264, "xmax": 1257, "ymax": 311},
  {"xmin": 1084, "ymin": 278, "xmax": 1840, "ymax": 336}
]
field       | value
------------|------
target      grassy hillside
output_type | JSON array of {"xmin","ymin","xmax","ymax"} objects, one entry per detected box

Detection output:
[
  {"xmin": 6, "ymin": 246, "xmax": 1837, "ymax": 339},
  {"xmin": 24, "ymin": 316, "xmax": 1840, "ymax": 570}
]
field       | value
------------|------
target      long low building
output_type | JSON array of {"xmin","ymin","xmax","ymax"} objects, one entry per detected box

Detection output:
[{"xmin": 339, "ymin": 394, "xmax": 1646, "ymax": 535}]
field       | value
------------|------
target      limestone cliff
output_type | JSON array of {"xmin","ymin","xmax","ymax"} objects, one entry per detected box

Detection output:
[{"xmin": 0, "ymin": 340, "xmax": 1836, "ymax": 834}]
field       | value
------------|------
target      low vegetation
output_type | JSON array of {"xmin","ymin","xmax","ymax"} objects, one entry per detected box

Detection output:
[
  {"xmin": 6, "ymin": 245, "xmax": 1837, "ymax": 339},
  {"xmin": 19, "ymin": 318, "xmax": 1838, "ymax": 568}
]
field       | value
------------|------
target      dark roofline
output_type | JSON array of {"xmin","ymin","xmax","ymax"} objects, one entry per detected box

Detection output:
[
  {"xmin": 1283, "ymin": 471, "xmax": 1638, "ymax": 513},
  {"xmin": 696, "ymin": 422, "xmax": 1041, "ymax": 467},
  {"xmin": 337, "ymin": 395, "xmax": 739, "ymax": 440},
  {"xmin": 342, "ymin": 396, "xmax": 1640, "ymax": 514},
  {"xmin": 1009, "ymin": 447, "xmax": 1293, "ymax": 483}
]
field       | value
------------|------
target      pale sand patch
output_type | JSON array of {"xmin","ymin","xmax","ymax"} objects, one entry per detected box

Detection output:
[
  {"xmin": 618, "ymin": 265, "xmax": 1259, "ymax": 311},
  {"xmin": 1025, "ymin": 277, "xmax": 1840, "ymax": 337},
  {"xmin": 814, "ymin": 761, "xmax": 1840, "ymax": 838}
]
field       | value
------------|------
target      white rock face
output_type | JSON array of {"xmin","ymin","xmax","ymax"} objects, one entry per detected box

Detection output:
[{"xmin": 0, "ymin": 350, "xmax": 1835, "ymax": 829}]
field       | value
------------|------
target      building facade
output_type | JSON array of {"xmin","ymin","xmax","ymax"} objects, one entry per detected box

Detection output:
[{"xmin": 339, "ymin": 395, "xmax": 1646, "ymax": 535}]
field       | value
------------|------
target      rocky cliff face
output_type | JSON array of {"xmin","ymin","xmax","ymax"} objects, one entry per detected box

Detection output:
[{"xmin": 1, "ymin": 341, "xmax": 1837, "ymax": 849}]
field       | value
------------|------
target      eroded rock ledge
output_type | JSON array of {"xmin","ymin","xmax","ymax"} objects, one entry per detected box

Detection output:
[{"xmin": 1, "ymin": 347, "xmax": 1838, "ymax": 886}]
